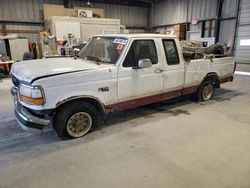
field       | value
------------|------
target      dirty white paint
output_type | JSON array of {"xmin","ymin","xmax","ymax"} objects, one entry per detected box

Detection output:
[{"xmin": 11, "ymin": 34, "xmax": 235, "ymax": 112}]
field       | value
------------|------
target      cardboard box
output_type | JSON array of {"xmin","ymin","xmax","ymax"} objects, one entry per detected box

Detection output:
[
  {"xmin": 43, "ymin": 4, "xmax": 66, "ymax": 21},
  {"xmin": 174, "ymin": 24, "xmax": 186, "ymax": 33},
  {"xmin": 43, "ymin": 4, "xmax": 105, "ymax": 21}
]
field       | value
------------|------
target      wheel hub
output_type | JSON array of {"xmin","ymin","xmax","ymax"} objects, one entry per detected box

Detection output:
[
  {"xmin": 66, "ymin": 112, "xmax": 92, "ymax": 138},
  {"xmin": 202, "ymin": 84, "xmax": 213, "ymax": 101}
]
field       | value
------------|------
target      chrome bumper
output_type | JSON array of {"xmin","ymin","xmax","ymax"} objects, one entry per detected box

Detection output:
[{"xmin": 12, "ymin": 87, "xmax": 50, "ymax": 134}]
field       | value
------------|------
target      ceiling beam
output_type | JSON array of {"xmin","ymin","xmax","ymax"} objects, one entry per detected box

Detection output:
[{"xmin": 74, "ymin": 0, "xmax": 151, "ymax": 8}]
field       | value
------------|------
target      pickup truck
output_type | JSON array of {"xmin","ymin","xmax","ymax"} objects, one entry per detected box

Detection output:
[{"xmin": 10, "ymin": 34, "xmax": 235, "ymax": 139}]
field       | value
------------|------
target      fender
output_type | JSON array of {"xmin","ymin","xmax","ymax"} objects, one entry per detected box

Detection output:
[
  {"xmin": 55, "ymin": 95, "xmax": 106, "ymax": 113},
  {"xmin": 201, "ymin": 72, "xmax": 220, "ymax": 88}
]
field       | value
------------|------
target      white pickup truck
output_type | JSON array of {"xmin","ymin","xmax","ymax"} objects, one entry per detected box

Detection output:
[{"xmin": 10, "ymin": 34, "xmax": 235, "ymax": 139}]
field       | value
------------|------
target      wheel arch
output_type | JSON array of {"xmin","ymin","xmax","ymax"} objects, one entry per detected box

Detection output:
[
  {"xmin": 201, "ymin": 72, "xmax": 220, "ymax": 88},
  {"xmin": 53, "ymin": 96, "xmax": 106, "ymax": 114}
]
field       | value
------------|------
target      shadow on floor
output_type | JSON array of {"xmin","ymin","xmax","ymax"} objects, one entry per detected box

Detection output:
[{"xmin": 0, "ymin": 87, "xmax": 244, "ymax": 157}]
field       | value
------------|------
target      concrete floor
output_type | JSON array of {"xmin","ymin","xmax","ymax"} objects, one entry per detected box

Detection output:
[{"xmin": 0, "ymin": 70, "xmax": 250, "ymax": 188}]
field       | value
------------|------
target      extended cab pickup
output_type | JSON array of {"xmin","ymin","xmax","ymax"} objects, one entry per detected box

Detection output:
[{"xmin": 10, "ymin": 34, "xmax": 235, "ymax": 139}]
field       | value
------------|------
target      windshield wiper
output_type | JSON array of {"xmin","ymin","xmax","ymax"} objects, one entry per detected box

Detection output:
[{"xmin": 85, "ymin": 56, "xmax": 102, "ymax": 65}]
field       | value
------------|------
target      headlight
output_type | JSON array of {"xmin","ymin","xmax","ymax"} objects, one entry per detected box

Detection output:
[{"xmin": 19, "ymin": 84, "xmax": 45, "ymax": 105}]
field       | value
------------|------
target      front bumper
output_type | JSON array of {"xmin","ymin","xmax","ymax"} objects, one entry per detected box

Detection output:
[{"xmin": 11, "ymin": 87, "xmax": 50, "ymax": 134}]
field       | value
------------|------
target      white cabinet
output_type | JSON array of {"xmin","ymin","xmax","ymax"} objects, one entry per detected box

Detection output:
[
  {"xmin": 9, "ymin": 38, "xmax": 29, "ymax": 61},
  {"xmin": 54, "ymin": 22, "xmax": 81, "ymax": 41},
  {"xmin": 46, "ymin": 16, "xmax": 120, "ymax": 42}
]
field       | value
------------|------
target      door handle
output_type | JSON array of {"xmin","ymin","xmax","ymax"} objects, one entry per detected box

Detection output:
[{"xmin": 154, "ymin": 68, "xmax": 163, "ymax": 74}]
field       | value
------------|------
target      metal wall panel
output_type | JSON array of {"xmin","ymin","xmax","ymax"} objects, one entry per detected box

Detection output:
[
  {"xmin": 153, "ymin": 0, "xmax": 217, "ymax": 26},
  {"xmin": 4, "ymin": 24, "xmax": 43, "ymax": 42},
  {"xmin": 187, "ymin": 0, "xmax": 217, "ymax": 21},
  {"xmin": 219, "ymin": 0, "xmax": 238, "ymax": 53},
  {"xmin": 94, "ymin": 3, "xmax": 148, "ymax": 27},
  {"xmin": 219, "ymin": 19, "xmax": 236, "ymax": 47},
  {"xmin": 0, "ymin": 0, "xmax": 44, "ymax": 22},
  {"xmin": 0, "ymin": 0, "xmax": 148, "ymax": 42},
  {"xmin": 73, "ymin": 2, "xmax": 148, "ymax": 27},
  {"xmin": 5, "ymin": 24, "xmax": 43, "ymax": 31},
  {"xmin": 235, "ymin": 0, "xmax": 250, "ymax": 63},
  {"xmin": 0, "ymin": 0, "xmax": 148, "ymax": 27},
  {"xmin": 153, "ymin": 0, "xmax": 187, "ymax": 26},
  {"xmin": 221, "ymin": 0, "xmax": 239, "ymax": 18}
]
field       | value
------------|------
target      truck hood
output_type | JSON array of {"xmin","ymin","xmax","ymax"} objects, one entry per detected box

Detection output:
[{"xmin": 11, "ymin": 58, "xmax": 104, "ymax": 83}]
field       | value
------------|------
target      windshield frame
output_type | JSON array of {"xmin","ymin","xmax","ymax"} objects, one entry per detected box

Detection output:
[{"xmin": 78, "ymin": 36, "xmax": 129, "ymax": 66}]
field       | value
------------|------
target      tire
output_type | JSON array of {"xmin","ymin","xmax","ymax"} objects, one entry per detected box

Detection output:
[
  {"xmin": 196, "ymin": 79, "xmax": 214, "ymax": 102},
  {"xmin": 53, "ymin": 101, "xmax": 97, "ymax": 140},
  {"xmin": 205, "ymin": 44, "xmax": 224, "ymax": 55}
]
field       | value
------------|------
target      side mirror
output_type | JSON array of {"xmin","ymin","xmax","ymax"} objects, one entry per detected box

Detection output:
[{"xmin": 133, "ymin": 59, "xmax": 152, "ymax": 69}]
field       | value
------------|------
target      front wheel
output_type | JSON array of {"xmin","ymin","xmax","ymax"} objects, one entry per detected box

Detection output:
[
  {"xmin": 196, "ymin": 79, "xmax": 214, "ymax": 102},
  {"xmin": 53, "ymin": 101, "xmax": 97, "ymax": 140}
]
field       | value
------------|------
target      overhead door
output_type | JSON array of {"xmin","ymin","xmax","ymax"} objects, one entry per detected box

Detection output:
[{"xmin": 235, "ymin": 0, "xmax": 250, "ymax": 63}]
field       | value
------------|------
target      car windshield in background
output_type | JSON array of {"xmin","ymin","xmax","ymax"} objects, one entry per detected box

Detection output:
[{"xmin": 78, "ymin": 37, "xmax": 128, "ymax": 64}]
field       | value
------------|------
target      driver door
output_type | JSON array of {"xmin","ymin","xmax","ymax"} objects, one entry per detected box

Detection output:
[{"xmin": 117, "ymin": 39, "xmax": 164, "ymax": 110}]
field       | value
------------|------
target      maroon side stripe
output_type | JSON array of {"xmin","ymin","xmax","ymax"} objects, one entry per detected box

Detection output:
[
  {"xmin": 108, "ymin": 75, "xmax": 233, "ymax": 111},
  {"xmin": 116, "ymin": 85, "xmax": 198, "ymax": 111}
]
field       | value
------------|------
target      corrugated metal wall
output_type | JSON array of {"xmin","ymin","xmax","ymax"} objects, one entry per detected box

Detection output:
[
  {"xmin": 153, "ymin": 0, "xmax": 239, "ymax": 26},
  {"xmin": 1, "ymin": 0, "xmax": 247, "ymax": 64},
  {"xmin": 187, "ymin": 0, "xmax": 217, "ymax": 21},
  {"xmin": 219, "ymin": 0, "xmax": 238, "ymax": 47},
  {"xmin": 77, "ymin": 3, "xmax": 148, "ymax": 27},
  {"xmin": 221, "ymin": 0, "xmax": 238, "ymax": 18},
  {"xmin": 0, "ymin": 0, "xmax": 148, "ymax": 42},
  {"xmin": 154, "ymin": 0, "xmax": 240, "ymax": 57},
  {"xmin": 0, "ymin": 0, "xmax": 63, "ymax": 22},
  {"xmin": 5, "ymin": 24, "xmax": 44, "ymax": 42},
  {"xmin": 153, "ymin": 0, "xmax": 217, "ymax": 27},
  {"xmin": 153, "ymin": 0, "xmax": 187, "ymax": 26},
  {"xmin": 219, "ymin": 19, "xmax": 235, "ymax": 46},
  {"xmin": 235, "ymin": 0, "xmax": 250, "ymax": 63}
]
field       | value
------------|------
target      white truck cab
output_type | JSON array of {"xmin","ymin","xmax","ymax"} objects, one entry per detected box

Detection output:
[{"xmin": 11, "ymin": 34, "xmax": 235, "ymax": 139}]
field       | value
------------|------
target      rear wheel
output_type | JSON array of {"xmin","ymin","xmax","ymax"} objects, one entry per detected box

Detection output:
[
  {"xmin": 53, "ymin": 101, "xmax": 97, "ymax": 140},
  {"xmin": 196, "ymin": 79, "xmax": 214, "ymax": 102}
]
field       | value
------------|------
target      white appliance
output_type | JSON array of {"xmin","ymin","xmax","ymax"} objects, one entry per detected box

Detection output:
[
  {"xmin": 54, "ymin": 22, "xmax": 81, "ymax": 41},
  {"xmin": 9, "ymin": 38, "xmax": 29, "ymax": 61},
  {"xmin": 187, "ymin": 30, "xmax": 201, "ymax": 41},
  {"xmin": 45, "ymin": 16, "xmax": 120, "ymax": 42},
  {"xmin": 200, "ymin": 37, "xmax": 215, "ymax": 46}
]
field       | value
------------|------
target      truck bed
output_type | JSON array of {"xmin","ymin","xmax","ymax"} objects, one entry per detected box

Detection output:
[{"xmin": 184, "ymin": 56, "xmax": 235, "ymax": 87}]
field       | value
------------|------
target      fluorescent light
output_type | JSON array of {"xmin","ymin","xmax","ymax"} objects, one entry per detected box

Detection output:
[{"xmin": 240, "ymin": 39, "xmax": 250, "ymax": 46}]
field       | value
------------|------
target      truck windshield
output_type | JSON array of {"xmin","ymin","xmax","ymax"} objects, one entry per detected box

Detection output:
[{"xmin": 78, "ymin": 37, "xmax": 128, "ymax": 64}]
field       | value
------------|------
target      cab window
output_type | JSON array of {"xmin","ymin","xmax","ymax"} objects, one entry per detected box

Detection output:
[
  {"xmin": 123, "ymin": 40, "xmax": 158, "ymax": 67},
  {"xmin": 162, "ymin": 39, "xmax": 180, "ymax": 65}
]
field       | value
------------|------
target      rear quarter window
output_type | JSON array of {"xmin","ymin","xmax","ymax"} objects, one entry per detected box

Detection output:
[{"xmin": 162, "ymin": 39, "xmax": 180, "ymax": 65}]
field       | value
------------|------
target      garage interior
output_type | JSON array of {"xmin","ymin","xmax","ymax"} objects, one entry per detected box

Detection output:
[{"xmin": 0, "ymin": 0, "xmax": 250, "ymax": 187}]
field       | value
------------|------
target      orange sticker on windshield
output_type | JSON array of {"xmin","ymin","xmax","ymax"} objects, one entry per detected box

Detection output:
[{"xmin": 116, "ymin": 44, "xmax": 124, "ymax": 50}]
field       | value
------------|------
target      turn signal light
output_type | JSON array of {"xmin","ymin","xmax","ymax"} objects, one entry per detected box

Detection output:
[{"xmin": 20, "ymin": 95, "xmax": 45, "ymax": 105}]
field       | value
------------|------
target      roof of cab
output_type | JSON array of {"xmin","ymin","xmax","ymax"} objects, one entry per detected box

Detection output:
[{"xmin": 96, "ymin": 33, "xmax": 178, "ymax": 39}]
